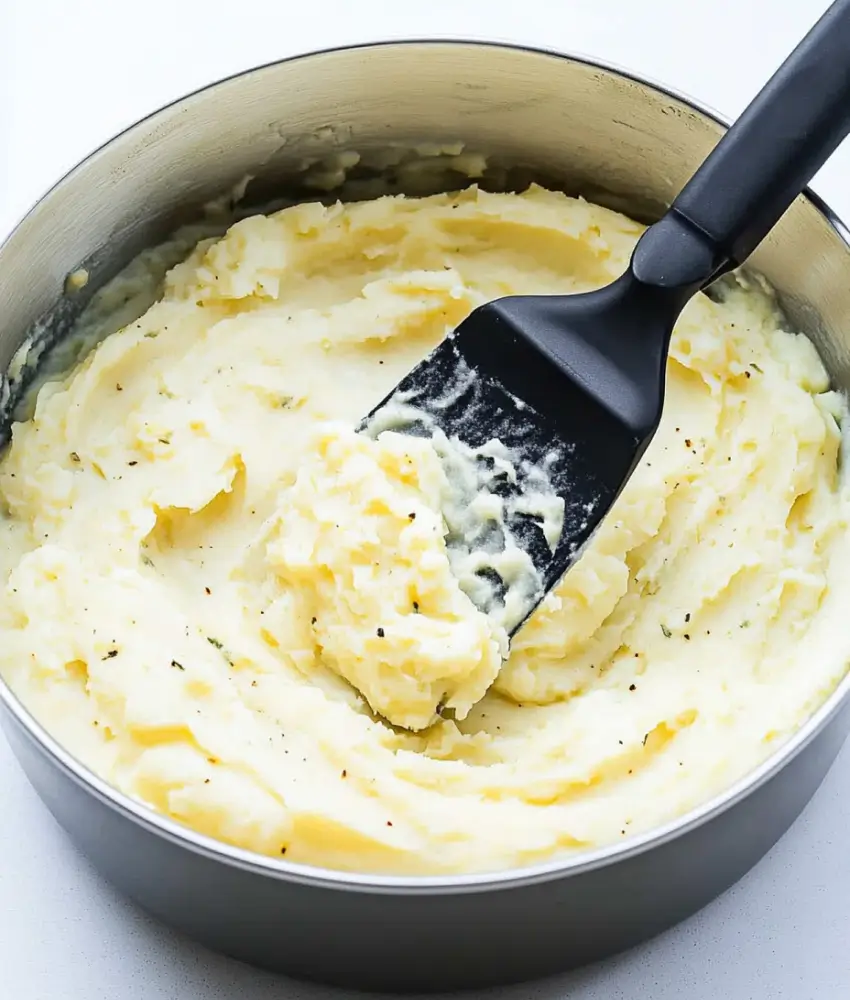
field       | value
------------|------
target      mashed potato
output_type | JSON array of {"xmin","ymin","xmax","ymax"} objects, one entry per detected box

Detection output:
[{"xmin": 1, "ymin": 185, "xmax": 849, "ymax": 875}]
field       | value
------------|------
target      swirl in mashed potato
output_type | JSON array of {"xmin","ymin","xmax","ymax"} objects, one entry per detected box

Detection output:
[{"xmin": 1, "ymin": 185, "xmax": 849, "ymax": 875}]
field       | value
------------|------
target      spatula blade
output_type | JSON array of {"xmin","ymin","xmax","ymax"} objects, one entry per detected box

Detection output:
[{"xmin": 360, "ymin": 296, "xmax": 648, "ymax": 635}]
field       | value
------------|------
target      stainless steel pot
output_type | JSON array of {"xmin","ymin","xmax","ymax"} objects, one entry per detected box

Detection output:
[{"xmin": 2, "ymin": 41, "xmax": 850, "ymax": 994}]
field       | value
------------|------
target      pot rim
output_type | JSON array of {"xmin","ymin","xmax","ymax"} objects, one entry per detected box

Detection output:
[{"xmin": 2, "ymin": 37, "xmax": 850, "ymax": 896}]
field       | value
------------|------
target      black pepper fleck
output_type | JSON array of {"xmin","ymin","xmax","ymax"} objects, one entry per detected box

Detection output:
[{"xmin": 377, "ymin": 627, "xmax": 385, "ymax": 638}]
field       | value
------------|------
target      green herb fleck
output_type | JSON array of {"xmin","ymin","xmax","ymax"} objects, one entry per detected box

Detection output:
[
  {"xmin": 750, "ymin": 363, "xmax": 763, "ymax": 373},
  {"xmin": 141, "ymin": 554, "xmax": 155, "ymax": 568},
  {"xmin": 70, "ymin": 452, "xmax": 81, "ymax": 463},
  {"xmin": 660, "ymin": 624, "xmax": 672, "ymax": 638},
  {"xmin": 740, "ymin": 620, "xmax": 751, "ymax": 629},
  {"xmin": 102, "ymin": 649, "xmax": 118, "ymax": 660},
  {"xmin": 144, "ymin": 331, "xmax": 159, "ymax": 339},
  {"xmin": 171, "ymin": 659, "xmax": 185, "ymax": 671},
  {"xmin": 207, "ymin": 637, "xmax": 224, "ymax": 649}
]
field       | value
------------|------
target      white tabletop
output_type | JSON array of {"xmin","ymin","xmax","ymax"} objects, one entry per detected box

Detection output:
[{"xmin": 2, "ymin": 1, "xmax": 850, "ymax": 996}]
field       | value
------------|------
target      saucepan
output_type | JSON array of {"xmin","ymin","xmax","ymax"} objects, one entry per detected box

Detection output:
[{"xmin": 1, "ymin": 41, "xmax": 849, "ymax": 993}]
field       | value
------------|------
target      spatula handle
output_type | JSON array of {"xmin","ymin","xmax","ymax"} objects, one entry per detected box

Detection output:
[{"xmin": 633, "ymin": 0, "xmax": 850, "ymax": 290}]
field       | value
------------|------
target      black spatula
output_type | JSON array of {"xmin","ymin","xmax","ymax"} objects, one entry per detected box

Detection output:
[{"xmin": 361, "ymin": 0, "xmax": 850, "ymax": 636}]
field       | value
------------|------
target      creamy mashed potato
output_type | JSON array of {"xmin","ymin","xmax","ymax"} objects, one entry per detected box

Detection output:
[
  {"xmin": 265, "ymin": 425, "xmax": 508, "ymax": 731},
  {"xmin": 1, "ymin": 185, "xmax": 850, "ymax": 875}
]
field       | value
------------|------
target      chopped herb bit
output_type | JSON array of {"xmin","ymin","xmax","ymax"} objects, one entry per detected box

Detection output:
[
  {"xmin": 207, "ymin": 757, "xmax": 217, "ymax": 765},
  {"xmin": 171, "ymin": 659, "xmax": 185, "ymax": 671},
  {"xmin": 629, "ymin": 683, "xmax": 637, "ymax": 692},
  {"xmin": 128, "ymin": 460, "xmax": 138, "ymax": 466},
  {"xmin": 158, "ymin": 436, "xmax": 171, "ymax": 445},
  {"xmin": 660, "ymin": 624, "xmax": 672, "ymax": 638},
  {"xmin": 684, "ymin": 613, "xmax": 691, "ymax": 623},
  {"xmin": 745, "ymin": 371, "xmax": 752, "ymax": 379},
  {"xmin": 204, "ymin": 587, "xmax": 211, "ymax": 595},
  {"xmin": 204, "ymin": 778, "xmax": 210, "ymax": 784},
  {"xmin": 684, "ymin": 633, "xmax": 691, "ymax": 641},
  {"xmin": 251, "ymin": 680, "xmax": 257, "ymax": 687},
  {"xmin": 141, "ymin": 554, "xmax": 155, "ymax": 568},
  {"xmin": 376, "ymin": 627, "xmax": 385, "ymax": 638},
  {"xmin": 102, "ymin": 649, "xmax": 118, "ymax": 660},
  {"xmin": 116, "ymin": 383, "xmax": 123, "ymax": 391},
  {"xmin": 740, "ymin": 620, "xmax": 751, "ymax": 629},
  {"xmin": 311, "ymin": 617, "xmax": 317, "ymax": 625},
  {"xmin": 642, "ymin": 733, "xmax": 649, "ymax": 746},
  {"xmin": 750, "ymin": 363, "xmax": 763, "ymax": 373},
  {"xmin": 70, "ymin": 452, "xmax": 81, "ymax": 463},
  {"xmin": 144, "ymin": 331, "xmax": 158, "ymax": 338},
  {"xmin": 207, "ymin": 636, "xmax": 224, "ymax": 649}
]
